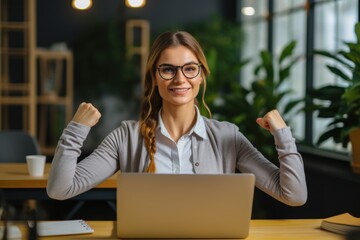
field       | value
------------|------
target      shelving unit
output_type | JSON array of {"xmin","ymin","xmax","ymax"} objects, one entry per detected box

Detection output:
[
  {"xmin": 0, "ymin": 0, "xmax": 73, "ymax": 156},
  {"xmin": 35, "ymin": 49, "xmax": 73, "ymax": 155},
  {"xmin": 0, "ymin": 0, "xmax": 37, "ymax": 134},
  {"xmin": 125, "ymin": 19, "xmax": 150, "ymax": 84}
]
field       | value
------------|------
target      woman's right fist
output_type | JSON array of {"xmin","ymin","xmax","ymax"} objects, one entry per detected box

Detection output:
[{"xmin": 72, "ymin": 102, "xmax": 101, "ymax": 127}]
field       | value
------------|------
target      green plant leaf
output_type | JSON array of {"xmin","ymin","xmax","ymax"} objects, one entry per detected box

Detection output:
[
  {"xmin": 283, "ymin": 99, "xmax": 303, "ymax": 114},
  {"xmin": 326, "ymin": 65, "xmax": 351, "ymax": 82},
  {"xmin": 260, "ymin": 51, "xmax": 274, "ymax": 83},
  {"xmin": 318, "ymin": 107, "xmax": 341, "ymax": 118},
  {"xmin": 279, "ymin": 40, "xmax": 296, "ymax": 64},
  {"xmin": 314, "ymin": 50, "xmax": 352, "ymax": 69},
  {"xmin": 355, "ymin": 22, "xmax": 360, "ymax": 43},
  {"xmin": 279, "ymin": 57, "xmax": 300, "ymax": 85},
  {"xmin": 310, "ymin": 85, "xmax": 345, "ymax": 101},
  {"xmin": 343, "ymin": 82, "xmax": 360, "ymax": 104},
  {"xmin": 341, "ymin": 49, "xmax": 360, "ymax": 69},
  {"xmin": 317, "ymin": 127, "xmax": 342, "ymax": 145}
]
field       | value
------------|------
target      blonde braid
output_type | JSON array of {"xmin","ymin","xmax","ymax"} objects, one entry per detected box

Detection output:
[
  {"xmin": 140, "ymin": 69, "xmax": 161, "ymax": 173},
  {"xmin": 140, "ymin": 119, "xmax": 157, "ymax": 173}
]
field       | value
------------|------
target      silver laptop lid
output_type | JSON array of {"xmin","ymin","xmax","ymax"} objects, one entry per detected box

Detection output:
[{"xmin": 116, "ymin": 173, "xmax": 255, "ymax": 239}]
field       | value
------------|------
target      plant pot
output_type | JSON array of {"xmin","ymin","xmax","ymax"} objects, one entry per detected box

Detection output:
[{"xmin": 349, "ymin": 128, "xmax": 360, "ymax": 174}]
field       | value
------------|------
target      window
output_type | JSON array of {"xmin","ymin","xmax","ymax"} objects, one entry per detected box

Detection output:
[
  {"xmin": 313, "ymin": 0, "xmax": 358, "ymax": 153},
  {"xmin": 237, "ymin": 0, "xmax": 267, "ymax": 90},
  {"xmin": 238, "ymin": 0, "xmax": 359, "ymax": 157}
]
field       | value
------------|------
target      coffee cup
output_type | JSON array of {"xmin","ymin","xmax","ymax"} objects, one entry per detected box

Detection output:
[{"xmin": 26, "ymin": 155, "xmax": 46, "ymax": 177}]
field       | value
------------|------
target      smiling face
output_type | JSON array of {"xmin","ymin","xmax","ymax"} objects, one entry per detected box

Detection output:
[{"xmin": 155, "ymin": 45, "xmax": 202, "ymax": 109}]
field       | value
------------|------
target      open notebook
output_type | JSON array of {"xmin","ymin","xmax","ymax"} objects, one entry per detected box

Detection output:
[
  {"xmin": 116, "ymin": 173, "xmax": 255, "ymax": 239},
  {"xmin": 1, "ymin": 220, "xmax": 93, "ymax": 238}
]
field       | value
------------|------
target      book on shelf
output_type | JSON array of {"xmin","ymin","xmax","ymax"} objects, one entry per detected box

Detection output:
[{"xmin": 321, "ymin": 213, "xmax": 360, "ymax": 235}]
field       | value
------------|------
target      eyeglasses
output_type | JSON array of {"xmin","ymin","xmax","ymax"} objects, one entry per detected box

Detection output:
[{"xmin": 156, "ymin": 63, "xmax": 202, "ymax": 80}]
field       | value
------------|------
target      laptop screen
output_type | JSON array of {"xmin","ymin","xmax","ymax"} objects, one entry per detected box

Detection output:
[{"xmin": 116, "ymin": 173, "xmax": 255, "ymax": 239}]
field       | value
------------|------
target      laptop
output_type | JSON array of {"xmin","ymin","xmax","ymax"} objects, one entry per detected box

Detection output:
[{"xmin": 116, "ymin": 173, "xmax": 255, "ymax": 239}]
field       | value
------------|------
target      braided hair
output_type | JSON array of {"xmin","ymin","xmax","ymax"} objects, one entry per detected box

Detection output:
[{"xmin": 139, "ymin": 31, "xmax": 211, "ymax": 173}]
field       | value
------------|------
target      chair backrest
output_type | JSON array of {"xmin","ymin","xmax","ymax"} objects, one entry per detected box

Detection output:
[{"xmin": 0, "ymin": 131, "xmax": 41, "ymax": 163}]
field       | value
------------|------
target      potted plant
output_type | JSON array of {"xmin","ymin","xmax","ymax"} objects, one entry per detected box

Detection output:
[
  {"xmin": 212, "ymin": 40, "xmax": 301, "ymax": 161},
  {"xmin": 306, "ymin": 22, "xmax": 360, "ymax": 173}
]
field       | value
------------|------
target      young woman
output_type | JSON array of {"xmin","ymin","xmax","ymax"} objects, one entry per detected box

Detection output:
[{"xmin": 47, "ymin": 31, "xmax": 307, "ymax": 206}]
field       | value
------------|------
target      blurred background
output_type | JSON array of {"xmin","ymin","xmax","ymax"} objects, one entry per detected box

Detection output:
[{"xmin": 1, "ymin": 0, "xmax": 360, "ymax": 221}]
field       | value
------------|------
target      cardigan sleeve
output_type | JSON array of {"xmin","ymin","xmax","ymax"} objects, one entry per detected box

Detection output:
[
  {"xmin": 236, "ymin": 127, "xmax": 307, "ymax": 206},
  {"xmin": 46, "ymin": 121, "xmax": 120, "ymax": 200}
]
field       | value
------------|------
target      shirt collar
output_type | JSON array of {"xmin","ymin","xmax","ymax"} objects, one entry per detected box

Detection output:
[{"xmin": 157, "ymin": 106, "xmax": 207, "ymax": 140}]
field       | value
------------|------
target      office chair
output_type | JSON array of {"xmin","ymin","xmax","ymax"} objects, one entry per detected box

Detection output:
[
  {"xmin": 0, "ymin": 131, "xmax": 41, "ymax": 162},
  {"xmin": 0, "ymin": 130, "xmax": 45, "ymax": 220}
]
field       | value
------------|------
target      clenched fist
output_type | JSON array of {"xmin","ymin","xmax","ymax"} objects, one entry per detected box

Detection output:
[
  {"xmin": 72, "ymin": 102, "xmax": 101, "ymax": 127},
  {"xmin": 256, "ymin": 109, "xmax": 287, "ymax": 135}
]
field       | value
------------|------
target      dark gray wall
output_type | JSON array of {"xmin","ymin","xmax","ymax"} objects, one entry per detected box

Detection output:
[{"xmin": 36, "ymin": 0, "xmax": 237, "ymax": 48}]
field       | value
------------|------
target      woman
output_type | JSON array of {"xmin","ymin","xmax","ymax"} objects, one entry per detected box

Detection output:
[{"xmin": 47, "ymin": 31, "xmax": 307, "ymax": 206}]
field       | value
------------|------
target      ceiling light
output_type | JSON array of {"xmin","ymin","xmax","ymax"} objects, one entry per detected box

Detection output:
[
  {"xmin": 242, "ymin": 7, "xmax": 255, "ymax": 16},
  {"xmin": 72, "ymin": 0, "xmax": 92, "ymax": 10},
  {"xmin": 125, "ymin": 0, "xmax": 146, "ymax": 8}
]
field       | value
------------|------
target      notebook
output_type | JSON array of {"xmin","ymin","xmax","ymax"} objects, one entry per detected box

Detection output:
[
  {"xmin": 321, "ymin": 213, "xmax": 360, "ymax": 235},
  {"xmin": 0, "ymin": 225, "xmax": 22, "ymax": 239},
  {"xmin": 37, "ymin": 220, "xmax": 94, "ymax": 236},
  {"xmin": 116, "ymin": 173, "xmax": 255, "ymax": 239}
]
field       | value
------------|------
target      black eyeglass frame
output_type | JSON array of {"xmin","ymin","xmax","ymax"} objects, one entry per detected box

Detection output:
[{"xmin": 156, "ymin": 63, "xmax": 202, "ymax": 80}]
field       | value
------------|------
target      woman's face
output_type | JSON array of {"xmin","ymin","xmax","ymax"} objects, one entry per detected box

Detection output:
[{"xmin": 155, "ymin": 45, "xmax": 202, "ymax": 108}]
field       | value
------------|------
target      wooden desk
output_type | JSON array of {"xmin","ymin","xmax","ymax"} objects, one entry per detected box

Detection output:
[
  {"xmin": 0, "ymin": 163, "xmax": 117, "ymax": 219},
  {"xmin": 0, "ymin": 163, "xmax": 117, "ymax": 189},
  {"xmin": 9, "ymin": 219, "xmax": 344, "ymax": 239}
]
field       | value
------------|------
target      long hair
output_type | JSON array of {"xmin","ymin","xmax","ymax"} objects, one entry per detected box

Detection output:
[{"xmin": 140, "ymin": 31, "xmax": 211, "ymax": 173}]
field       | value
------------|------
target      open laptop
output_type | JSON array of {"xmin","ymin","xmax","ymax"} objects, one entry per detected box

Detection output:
[{"xmin": 116, "ymin": 173, "xmax": 255, "ymax": 239}]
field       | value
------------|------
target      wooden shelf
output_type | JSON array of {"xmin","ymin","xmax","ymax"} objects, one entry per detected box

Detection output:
[
  {"xmin": 0, "ymin": 82, "xmax": 29, "ymax": 91},
  {"xmin": 0, "ymin": 0, "xmax": 73, "ymax": 156},
  {"xmin": 0, "ymin": 96, "xmax": 32, "ymax": 104},
  {"xmin": 125, "ymin": 20, "xmax": 149, "ymax": 84},
  {"xmin": 36, "ymin": 49, "xmax": 73, "ymax": 155},
  {"xmin": 0, "ymin": 22, "xmax": 29, "ymax": 30},
  {"xmin": 36, "ymin": 49, "xmax": 72, "ymax": 58},
  {"xmin": 0, "ymin": 48, "xmax": 28, "ymax": 55},
  {"xmin": 0, "ymin": 0, "xmax": 36, "ymax": 133},
  {"xmin": 37, "ymin": 95, "xmax": 71, "ymax": 105}
]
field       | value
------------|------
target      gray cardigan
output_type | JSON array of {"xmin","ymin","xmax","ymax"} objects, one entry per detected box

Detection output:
[{"xmin": 47, "ymin": 117, "xmax": 307, "ymax": 206}]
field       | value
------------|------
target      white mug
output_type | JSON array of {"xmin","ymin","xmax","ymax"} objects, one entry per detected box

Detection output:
[{"xmin": 26, "ymin": 155, "xmax": 46, "ymax": 177}]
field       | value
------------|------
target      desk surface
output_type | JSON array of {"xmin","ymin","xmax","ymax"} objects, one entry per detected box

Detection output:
[
  {"xmin": 0, "ymin": 163, "xmax": 117, "ymax": 188},
  {"xmin": 10, "ymin": 219, "xmax": 343, "ymax": 240}
]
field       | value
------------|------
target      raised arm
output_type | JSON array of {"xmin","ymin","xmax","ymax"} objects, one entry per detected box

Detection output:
[
  {"xmin": 257, "ymin": 109, "xmax": 307, "ymax": 206},
  {"xmin": 46, "ymin": 102, "xmax": 118, "ymax": 200},
  {"xmin": 236, "ymin": 109, "xmax": 307, "ymax": 206}
]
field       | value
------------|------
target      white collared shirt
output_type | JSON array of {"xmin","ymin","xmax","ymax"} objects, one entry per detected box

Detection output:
[{"xmin": 155, "ymin": 106, "xmax": 207, "ymax": 174}]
